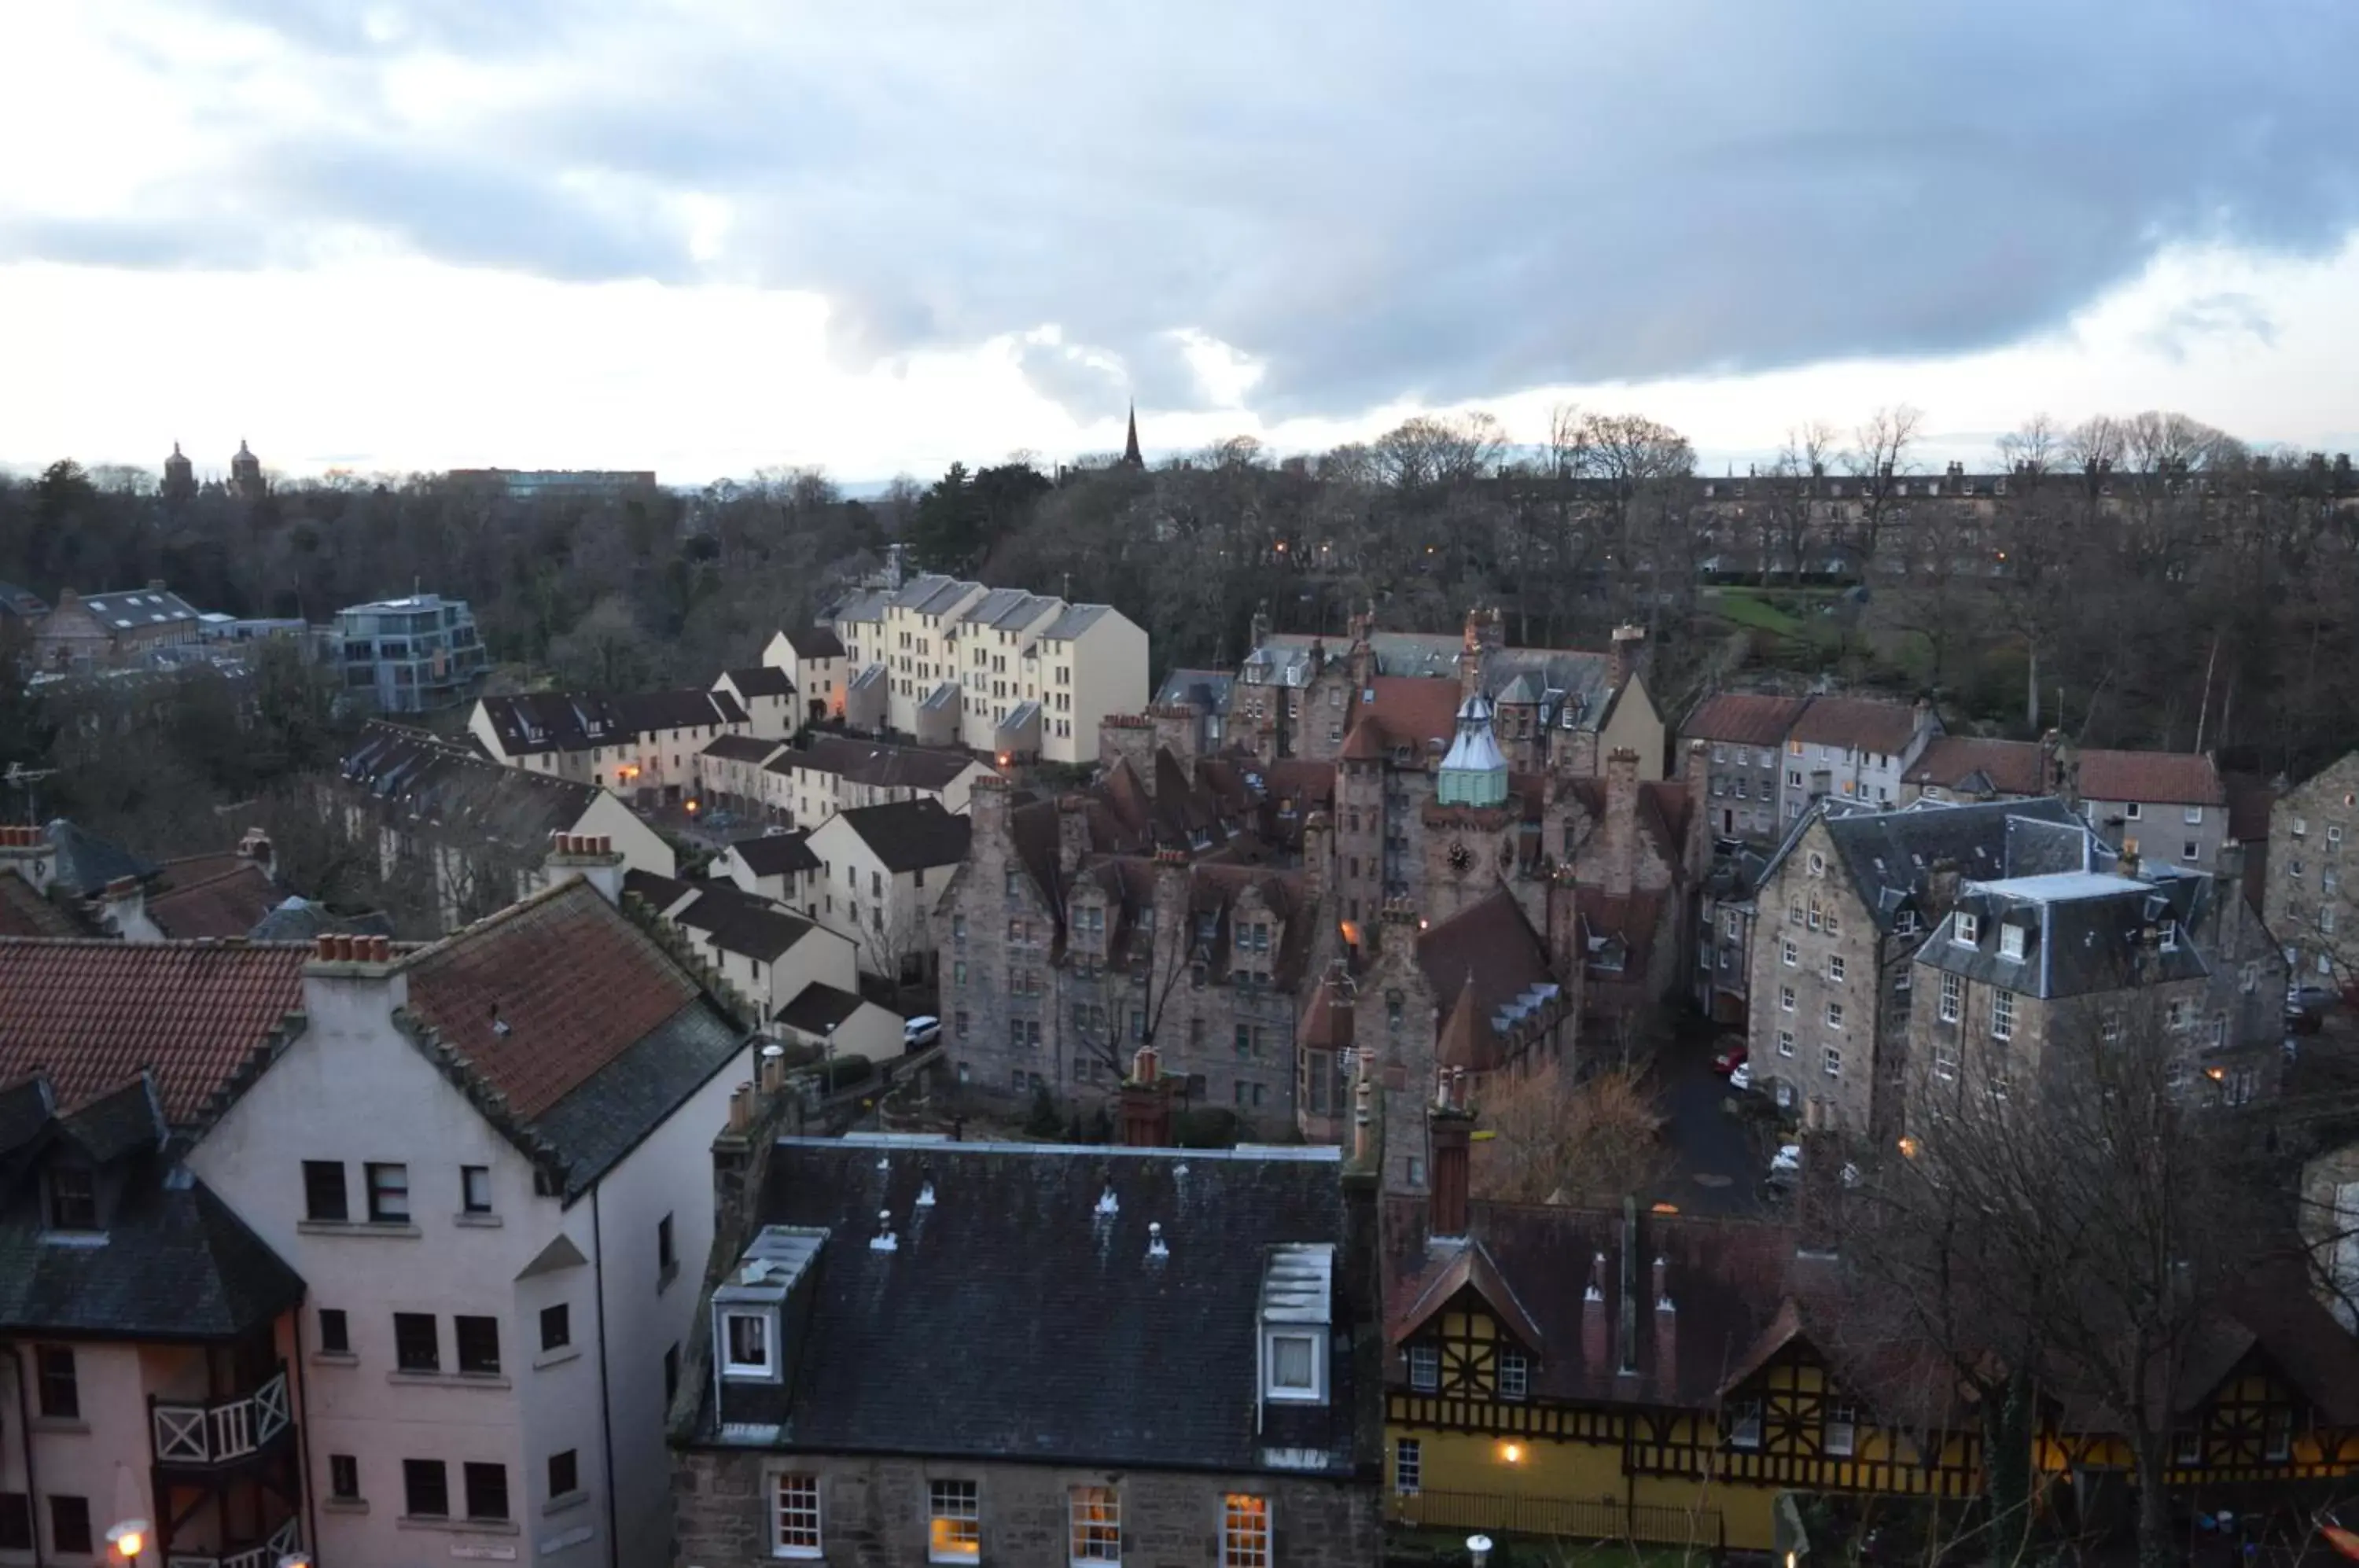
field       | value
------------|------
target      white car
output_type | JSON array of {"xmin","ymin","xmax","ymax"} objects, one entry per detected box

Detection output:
[
  {"xmin": 903, "ymin": 1015, "xmax": 941, "ymax": 1047},
  {"xmin": 1728, "ymin": 1062, "xmax": 1754, "ymax": 1091},
  {"xmin": 1768, "ymin": 1143, "xmax": 1802, "ymax": 1176}
]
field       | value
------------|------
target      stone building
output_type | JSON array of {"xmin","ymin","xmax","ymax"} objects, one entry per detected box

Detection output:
[
  {"xmin": 1680, "ymin": 692, "xmax": 1812, "ymax": 844},
  {"xmin": 2264, "ymin": 748, "xmax": 2359, "ymax": 992},
  {"xmin": 1908, "ymin": 841, "xmax": 2286, "ymax": 1120},
  {"xmin": 670, "ymin": 1135, "xmax": 1382, "ymax": 1568},
  {"xmin": 1904, "ymin": 734, "xmax": 2232, "ymax": 874},
  {"xmin": 931, "ymin": 760, "xmax": 1329, "ymax": 1128},
  {"xmin": 1745, "ymin": 797, "xmax": 2086, "ymax": 1134}
]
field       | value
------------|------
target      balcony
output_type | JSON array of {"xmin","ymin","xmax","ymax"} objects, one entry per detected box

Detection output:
[
  {"xmin": 1392, "ymin": 1489, "xmax": 1722, "ymax": 1551},
  {"xmin": 150, "ymin": 1365, "xmax": 293, "ymax": 1468},
  {"xmin": 166, "ymin": 1516, "xmax": 301, "ymax": 1568}
]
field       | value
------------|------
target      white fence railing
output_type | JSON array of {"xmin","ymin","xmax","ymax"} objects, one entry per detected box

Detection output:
[{"xmin": 150, "ymin": 1368, "xmax": 291, "ymax": 1466}]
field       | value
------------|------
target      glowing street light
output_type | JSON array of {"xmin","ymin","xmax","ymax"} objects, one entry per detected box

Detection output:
[
  {"xmin": 1467, "ymin": 1535, "xmax": 1494, "ymax": 1566},
  {"xmin": 107, "ymin": 1520, "xmax": 151, "ymax": 1564}
]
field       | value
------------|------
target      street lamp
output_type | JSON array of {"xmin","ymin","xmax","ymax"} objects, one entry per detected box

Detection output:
[
  {"xmin": 106, "ymin": 1519, "xmax": 150, "ymax": 1565},
  {"xmin": 277, "ymin": 1556, "xmax": 315, "ymax": 1568},
  {"xmin": 1467, "ymin": 1534, "xmax": 1493, "ymax": 1567}
]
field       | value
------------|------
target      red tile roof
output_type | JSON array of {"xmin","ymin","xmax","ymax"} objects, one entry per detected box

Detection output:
[
  {"xmin": 0, "ymin": 940, "xmax": 310, "ymax": 1122},
  {"xmin": 149, "ymin": 862, "xmax": 282, "ymax": 940},
  {"xmin": 1349, "ymin": 677, "xmax": 1462, "ymax": 756},
  {"xmin": 1683, "ymin": 693, "xmax": 1811, "ymax": 749},
  {"xmin": 0, "ymin": 870, "xmax": 81, "ymax": 938},
  {"xmin": 402, "ymin": 880, "xmax": 704, "ymax": 1119},
  {"xmin": 1904, "ymin": 735, "xmax": 2044, "ymax": 794},
  {"xmin": 2077, "ymin": 749, "xmax": 2225, "ymax": 807},
  {"xmin": 1789, "ymin": 695, "xmax": 1924, "ymax": 754}
]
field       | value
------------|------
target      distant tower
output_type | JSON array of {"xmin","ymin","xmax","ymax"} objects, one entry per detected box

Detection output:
[
  {"xmin": 1436, "ymin": 693, "xmax": 1510, "ymax": 808},
  {"xmin": 228, "ymin": 439, "xmax": 263, "ymax": 501},
  {"xmin": 162, "ymin": 441, "xmax": 195, "ymax": 504},
  {"xmin": 1121, "ymin": 403, "xmax": 1143, "ymax": 469}
]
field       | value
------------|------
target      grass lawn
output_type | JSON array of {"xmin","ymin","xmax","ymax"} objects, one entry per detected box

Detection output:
[{"xmin": 1701, "ymin": 589, "xmax": 1803, "ymax": 636}]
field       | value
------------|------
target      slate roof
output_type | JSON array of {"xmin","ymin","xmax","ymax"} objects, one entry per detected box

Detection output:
[
  {"xmin": 477, "ymin": 687, "xmax": 749, "ymax": 756},
  {"xmin": 729, "ymin": 831, "xmax": 819, "ymax": 878},
  {"xmin": 623, "ymin": 869, "xmax": 698, "ymax": 912},
  {"xmin": 1684, "ymin": 693, "xmax": 1812, "ymax": 750},
  {"xmin": 779, "ymin": 627, "xmax": 845, "ymax": 660},
  {"xmin": 342, "ymin": 722, "xmax": 602, "ymax": 846},
  {"xmin": 46, "ymin": 818, "xmax": 159, "ymax": 896},
  {"xmin": 1918, "ymin": 868, "xmax": 2210, "ymax": 999},
  {"xmin": 767, "ymin": 734, "xmax": 977, "ymax": 793},
  {"xmin": 0, "ymin": 580, "xmax": 46, "ymax": 618},
  {"xmin": 673, "ymin": 885, "xmax": 824, "ymax": 963},
  {"xmin": 775, "ymin": 982, "xmax": 868, "ymax": 1034},
  {"xmin": 0, "ymin": 940, "xmax": 310, "ymax": 1124},
  {"xmin": 701, "ymin": 734, "xmax": 783, "ymax": 764},
  {"xmin": 1769, "ymin": 797, "xmax": 2089, "ymax": 934},
  {"xmin": 148, "ymin": 859, "xmax": 281, "ymax": 940},
  {"xmin": 399, "ymin": 880, "xmax": 748, "ymax": 1200},
  {"xmin": 77, "ymin": 587, "xmax": 202, "ymax": 630},
  {"xmin": 1039, "ymin": 603, "xmax": 1116, "ymax": 641},
  {"xmin": 719, "ymin": 665, "xmax": 796, "ymax": 698},
  {"xmin": 891, "ymin": 573, "xmax": 982, "ymax": 616},
  {"xmin": 1154, "ymin": 668, "xmax": 1236, "ymax": 716},
  {"xmin": 1415, "ymin": 888, "xmax": 1562, "ymax": 1072},
  {"xmin": 707, "ymin": 1139, "xmax": 1360, "ymax": 1471},
  {"xmin": 833, "ymin": 799, "xmax": 973, "ymax": 872}
]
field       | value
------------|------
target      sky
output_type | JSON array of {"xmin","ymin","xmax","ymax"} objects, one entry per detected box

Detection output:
[{"xmin": 5, "ymin": 1, "xmax": 2359, "ymax": 485}]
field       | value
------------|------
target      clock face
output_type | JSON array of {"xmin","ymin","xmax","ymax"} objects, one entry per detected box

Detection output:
[{"xmin": 1447, "ymin": 840, "xmax": 1472, "ymax": 874}]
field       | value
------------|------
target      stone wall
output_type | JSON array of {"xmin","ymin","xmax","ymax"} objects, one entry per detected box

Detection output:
[
  {"xmin": 672, "ymin": 1449, "xmax": 1381, "ymax": 1568},
  {"xmin": 1746, "ymin": 819, "xmax": 1886, "ymax": 1133}
]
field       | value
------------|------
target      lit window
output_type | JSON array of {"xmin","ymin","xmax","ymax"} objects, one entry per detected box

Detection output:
[
  {"xmin": 1497, "ymin": 1349, "xmax": 1529, "ymax": 1401},
  {"xmin": 774, "ymin": 1474, "xmax": 821, "ymax": 1557},
  {"xmin": 1825, "ymin": 1401, "xmax": 1858, "ymax": 1457},
  {"xmin": 929, "ymin": 1480, "xmax": 981, "ymax": 1562},
  {"xmin": 1408, "ymin": 1343, "xmax": 1439, "ymax": 1391},
  {"xmin": 1222, "ymin": 1495, "xmax": 1271, "ymax": 1568},
  {"xmin": 1992, "ymin": 990, "xmax": 2015, "ymax": 1042},
  {"xmin": 1069, "ymin": 1485, "xmax": 1120, "ymax": 1563},
  {"xmin": 1726, "ymin": 1399, "xmax": 1763, "ymax": 1448},
  {"xmin": 1393, "ymin": 1438, "xmax": 1422, "ymax": 1494}
]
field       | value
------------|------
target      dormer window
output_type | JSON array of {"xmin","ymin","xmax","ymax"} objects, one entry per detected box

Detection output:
[
  {"xmin": 2160, "ymin": 921, "xmax": 2179, "ymax": 952},
  {"xmin": 722, "ymin": 1311, "xmax": 775, "ymax": 1379},
  {"xmin": 1264, "ymin": 1331, "xmax": 1323, "ymax": 1402},
  {"xmin": 1999, "ymin": 925, "xmax": 2025, "ymax": 962},
  {"xmin": 47, "ymin": 1165, "xmax": 98, "ymax": 1231},
  {"xmin": 1955, "ymin": 913, "xmax": 1980, "ymax": 947},
  {"xmin": 1498, "ymin": 1349, "xmax": 1529, "ymax": 1401}
]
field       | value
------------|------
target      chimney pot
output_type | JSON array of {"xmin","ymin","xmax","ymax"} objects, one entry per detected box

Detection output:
[{"xmin": 316, "ymin": 934, "xmax": 336, "ymax": 960}]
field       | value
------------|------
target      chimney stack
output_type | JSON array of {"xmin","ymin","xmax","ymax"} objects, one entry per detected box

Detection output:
[
  {"xmin": 1653, "ymin": 1255, "xmax": 1677, "ymax": 1393},
  {"xmin": 545, "ymin": 831, "xmax": 625, "ymax": 904},
  {"xmin": 1056, "ymin": 793, "xmax": 1091, "ymax": 878},
  {"xmin": 1608, "ymin": 624, "xmax": 1647, "ymax": 690},
  {"xmin": 1118, "ymin": 1045, "xmax": 1173, "ymax": 1147},
  {"xmin": 1350, "ymin": 1073, "xmax": 1375, "ymax": 1167},
  {"xmin": 1581, "ymin": 1251, "xmax": 1610, "ymax": 1371},
  {"xmin": 1301, "ymin": 810, "xmax": 1332, "ymax": 914},
  {"xmin": 0, "ymin": 824, "xmax": 57, "ymax": 894},
  {"xmin": 1603, "ymin": 748, "xmax": 1640, "ymax": 898},
  {"xmin": 1797, "ymin": 1100, "xmax": 1844, "ymax": 1254},
  {"xmin": 1426, "ymin": 1069, "xmax": 1474, "ymax": 1239},
  {"xmin": 1617, "ymin": 1194, "xmax": 1640, "ymax": 1378},
  {"xmin": 98, "ymin": 874, "xmax": 156, "ymax": 943}
]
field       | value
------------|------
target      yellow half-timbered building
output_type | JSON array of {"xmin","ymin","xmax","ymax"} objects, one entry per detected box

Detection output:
[{"xmin": 1381, "ymin": 1169, "xmax": 2359, "ymax": 1554}]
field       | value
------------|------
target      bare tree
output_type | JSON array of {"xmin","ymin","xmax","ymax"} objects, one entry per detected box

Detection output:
[
  {"xmin": 1842, "ymin": 404, "xmax": 1923, "ymax": 563},
  {"xmin": 1470, "ymin": 1061, "xmax": 1669, "ymax": 1205}
]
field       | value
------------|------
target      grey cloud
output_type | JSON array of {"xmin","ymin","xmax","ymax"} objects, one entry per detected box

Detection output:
[
  {"xmin": 24, "ymin": 0, "xmax": 2359, "ymax": 421},
  {"xmin": 2139, "ymin": 293, "xmax": 2280, "ymax": 362}
]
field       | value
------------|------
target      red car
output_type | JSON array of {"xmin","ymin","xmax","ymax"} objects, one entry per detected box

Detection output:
[{"xmin": 1711, "ymin": 1042, "xmax": 1749, "ymax": 1075}]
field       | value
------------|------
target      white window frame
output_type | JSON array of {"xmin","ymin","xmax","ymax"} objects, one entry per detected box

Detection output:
[
  {"xmin": 1933, "ymin": 1040, "xmax": 1958, "ymax": 1080},
  {"xmin": 1496, "ymin": 1349, "xmax": 1529, "ymax": 1401},
  {"xmin": 1393, "ymin": 1437, "xmax": 1422, "ymax": 1494},
  {"xmin": 1992, "ymin": 989, "xmax": 2015, "ymax": 1042},
  {"xmin": 929, "ymin": 1479, "xmax": 981, "ymax": 1563},
  {"xmin": 2184, "ymin": 804, "xmax": 2204, "ymax": 826},
  {"xmin": 1998, "ymin": 925, "xmax": 2025, "ymax": 962},
  {"xmin": 1264, "ymin": 1330, "xmax": 1326, "ymax": 1404},
  {"xmin": 1954, "ymin": 913, "xmax": 1979, "ymax": 947},
  {"xmin": 1827, "ymin": 954, "xmax": 1846, "ymax": 984},
  {"xmin": 1779, "ymin": 985, "xmax": 1796, "ymax": 1014},
  {"xmin": 1808, "ymin": 851, "xmax": 1826, "ymax": 877},
  {"xmin": 772, "ymin": 1473, "xmax": 822, "ymax": 1559},
  {"xmin": 1823, "ymin": 1046, "xmax": 1842, "ymax": 1079},
  {"xmin": 1726, "ymin": 1399, "xmax": 1764, "ymax": 1448},
  {"xmin": 1824, "ymin": 1401, "xmax": 1858, "ymax": 1457},
  {"xmin": 1777, "ymin": 1029, "xmax": 1795, "ymax": 1058},
  {"xmin": 1069, "ymin": 1485, "xmax": 1121, "ymax": 1565},
  {"xmin": 1825, "ymin": 1001, "xmax": 1844, "ymax": 1031},
  {"xmin": 720, "ymin": 1309, "xmax": 778, "ymax": 1382},
  {"xmin": 1782, "ymin": 939, "xmax": 1798, "ymax": 967},
  {"xmin": 1222, "ymin": 1494, "xmax": 1272, "ymax": 1568},
  {"xmin": 1407, "ymin": 1343, "xmax": 1439, "ymax": 1392},
  {"xmin": 2123, "ymin": 801, "xmax": 2142, "ymax": 820}
]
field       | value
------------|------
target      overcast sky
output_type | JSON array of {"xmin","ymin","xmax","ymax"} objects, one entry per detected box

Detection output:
[{"xmin": 6, "ymin": 1, "xmax": 2358, "ymax": 484}]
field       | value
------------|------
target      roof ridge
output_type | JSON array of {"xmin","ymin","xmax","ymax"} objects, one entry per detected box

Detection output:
[{"xmin": 396, "ymin": 874, "xmax": 600, "ymax": 969}]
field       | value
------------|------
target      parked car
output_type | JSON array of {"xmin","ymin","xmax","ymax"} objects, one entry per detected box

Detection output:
[
  {"xmin": 1712, "ymin": 1041, "xmax": 1749, "ymax": 1075},
  {"xmin": 1727, "ymin": 1062, "xmax": 1754, "ymax": 1092},
  {"xmin": 903, "ymin": 1014, "xmax": 941, "ymax": 1047},
  {"xmin": 2286, "ymin": 984, "xmax": 2336, "ymax": 1034}
]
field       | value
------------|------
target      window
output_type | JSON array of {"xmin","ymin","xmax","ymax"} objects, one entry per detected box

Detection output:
[
  {"xmin": 2182, "ymin": 841, "xmax": 2199, "ymax": 863},
  {"xmin": 928, "ymin": 1479, "xmax": 981, "ymax": 1562},
  {"xmin": 35, "ymin": 1346, "xmax": 77, "ymax": 1419},
  {"xmin": 1393, "ymin": 1437, "xmax": 1422, "ymax": 1494},
  {"xmin": 1780, "ymin": 986, "xmax": 1796, "ymax": 1013},
  {"xmin": 464, "ymin": 1462, "xmax": 510, "ymax": 1522},
  {"xmin": 330, "ymin": 1454, "xmax": 361, "ymax": 1501},
  {"xmin": 0, "ymin": 1496, "xmax": 28, "ymax": 1554},
  {"xmin": 2123, "ymin": 801, "xmax": 2142, "ymax": 820},
  {"xmin": 320, "ymin": 1308, "xmax": 351, "ymax": 1354},
  {"xmin": 1498, "ymin": 1349, "xmax": 1529, "ymax": 1400},
  {"xmin": 461, "ymin": 1165, "xmax": 491, "ymax": 1214},
  {"xmin": 1223, "ymin": 1495, "xmax": 1271, "ymax": 1568},
  {"xmin": 658, "ymin": 1213, "xmax": 677, "ymax": 1284},
  {"xmin": 1781, "ymin": 939, "xmax": 1798, "ymax": 967},
  {"xmin": 1827, "ymin": 955, "xmax": 1846, "ymax": 984},
  {"xmin": 2173, "ymin": 1430, "xmax": 2202, "ymax": 1466},
  {"xmin": 1266, "ymin": 1331, "xmax": 1321, "ymax": 1401},
  {"xmin": 1788, "ymin": 902, "xmax": 1803, "ymax": 926},
  {"xmin": 1777, "ymin": 1029, "xmax": 1795, "ymax": 1058},
  {"xmin": 1807, "ymin": 851, "xmax": 1826, "ymax": 877},
  {"xmin": 1408, "ymin": 1343, "xmax": 1440, "ymax": 1391},
  {"xmin": 404, "ymin": 1459, "xmax": 451, "ymax": 1518},
  {"xmin": 1825, "ymin": 908, "xmax": 1842, "ymax": 937},
  {"xmin": 365, "ymin": 1161, "xmax": 410, "ymax": 1223},
  {"xmin": 1955, "ymin": 913, "xmax": 1979, "ymax": 946},
  {"xmin": 773, "ymin": 1474, "xmax": 821, "ymax": 1556},
  {"xmin": 723, "ymin": 1311, "xmax": 774, "ymax": 1378},
  {"xmin": 1808, "ymin": 904, "xmax": 1823, "ymax": 932},
  {"xmin": 1933, "ymin": 1040, "xmax": 1958, "ymax": 1080},
  {"xmin": 1069, "ymin": 1485, "xmax": 1121, "ymax": 1563},
  {"xmin": 547, "ymin": 1448, "xmax": 580, "ymax": 1502},
  {"xmin": 2264, "ymin": 1410, "xmax": 2293, "ymax": 1462},
  {"xmin": 1825, "ymin": 1401, "xmax": 1858, "ymax": 1457},
  {"xmin": 664, "ymin": 1343, "xmax": 680, "ymax": 1404},
  {"xmin": 1823, "ymin": 1047, "xmax": 1842, "ymax": 1079},
  {"xmin": 1939, "ymin": 971, "xmax": 1962, "ymax": 1023},
  {"xmin": 456, "ymin": 1316, "xmax": 500, "ymax": 1375},
  {"xmin": 1999, "ymin": 924, "xmax": 2025, "ymax": 961},
  {"xmin": 1825, "ymin": 1001, "xmax": 1844, "ymax": 1031},
  {"xmin": 394, "ymin": 1312, "xmax": 439, "ymax": 1372},
  {"xmin": 47, "ymin": 1165, "xmax": 95, "ymax": 1230},
  {"xmin": 1992, "ymin": 989, "xmax": 2015, "ymax": 1042},
  {"xmin": 1726, "ymin": 1400, "xmax": 1763, "ymax": 1448},
  {"xmin": 304, "ymin": 1160, "xmax": 348, "ymax": 1221},
  {"xmin": 49, "ymin": 1496, "xmax": 90, "ymax": 1555}
]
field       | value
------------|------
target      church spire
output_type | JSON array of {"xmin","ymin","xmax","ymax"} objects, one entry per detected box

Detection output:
[{"xmin": 1121, "ymin": 403, "xmax": 1143, "ymax": 468}]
